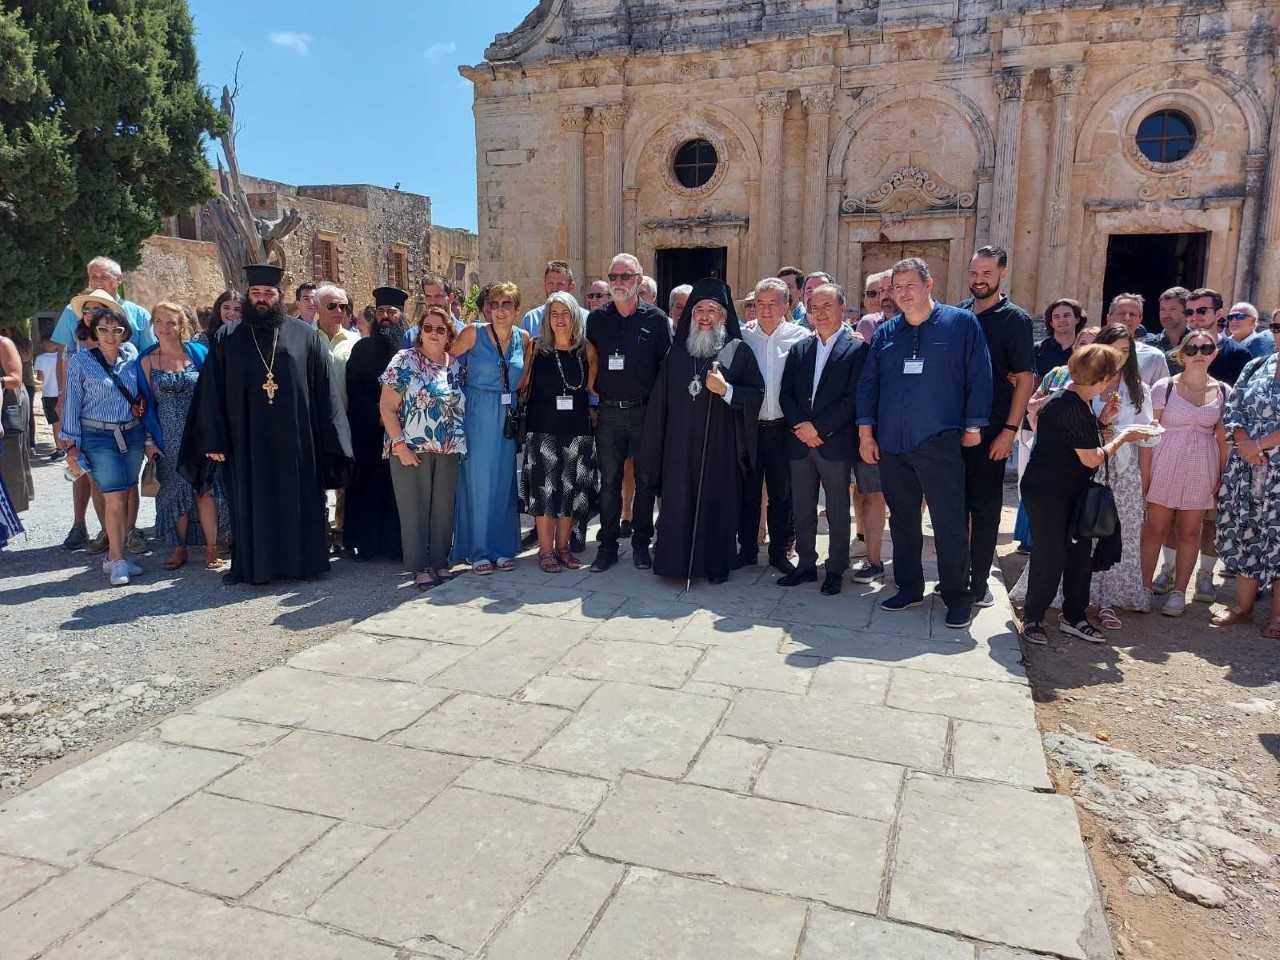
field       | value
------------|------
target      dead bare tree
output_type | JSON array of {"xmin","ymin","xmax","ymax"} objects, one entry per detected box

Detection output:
[{"xmin": 205, "ymin": 69, "xmax": 300, "ymax": 289}]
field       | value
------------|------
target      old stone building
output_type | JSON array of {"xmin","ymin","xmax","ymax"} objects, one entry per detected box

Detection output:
[{"xmin": 462, "ymin": 0, "xmax": 1280, "ymax": 325}]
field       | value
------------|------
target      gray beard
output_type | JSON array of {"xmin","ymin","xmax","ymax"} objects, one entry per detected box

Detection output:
[{"xmin": 686, "ymin": 324, "xmax": 726, "ymax": 359}]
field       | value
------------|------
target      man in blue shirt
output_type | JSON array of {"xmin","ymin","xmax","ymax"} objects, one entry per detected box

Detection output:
[
  {"xmin": 401, "ymin": 274, "xmax": 466, "ymax": 348},
  {"xmin": 856, "ymin": 257, "xmax": 993, "ymax": 629},
  {"xmin": 777, "ymin": 266, "xmax": 809, "ymax": 328},
  {"xmin": 1186, "ymin": 287, "xmax": 1250, "ymax": 386},
  {"xmin": 519, "ymin": 259, "xmax": 577, "ymax": 338}
]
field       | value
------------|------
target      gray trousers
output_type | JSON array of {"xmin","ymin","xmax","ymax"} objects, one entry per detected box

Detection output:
[
  {"xmin": 791, "ymin": 449, "xmax": 853, "ymax": 574},
  {"xmin": 389, "ymin": 452, "xmax": 461, "ymax": 571}
]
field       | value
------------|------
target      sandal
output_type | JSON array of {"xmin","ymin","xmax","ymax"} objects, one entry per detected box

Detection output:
[
  {"xmin": 162, "ymin": 548, "xmax": 187, "ymax": 571},
  {"xmin": 1021, "ymin": 621, "xmax": 1049, "ymax": 646},
  {"xmin": 557, "ymin": 549, "xmax": 582, "ymax": 570},
  {"xmin": 1098, "ymin": 607, "xmax": 1122, "ymax": 631},
  {"xmin": 495, "ymin": 557, "xmax": 515, "ymax": 571},
  {"xmin": 1265, "ymin": 615, "xmax": 1280, "ymax": 640},
  {"xmin": 538, "ymin": 551, "xmax": 562, "ymax": 574},
  {"xmin": 414, "ymin": 573, "xmax": 436, "ymax": 590},
  {"xmin": 434, "ymin": 568, "xmax": 454, "ymax": 583},
  {"xmin": 472, "ymin": 560, "xmax": 494, "ymax": 576},
  {"xmin": 1210, "ymin": 607, "xmax": 1254, "ymax": 628},
  {"xmin": 1058, "ymin": 616, "xmax": 1107, "ymax": 644},
  {"xmin": 204, "ymin": 547, "xmax": 226, "ymax": 571}
]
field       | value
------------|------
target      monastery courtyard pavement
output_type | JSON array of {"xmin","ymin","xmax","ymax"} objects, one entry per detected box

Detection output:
[{"xmin": 0, "ymin": 538, "xmax": 1114, "ymax": 960}]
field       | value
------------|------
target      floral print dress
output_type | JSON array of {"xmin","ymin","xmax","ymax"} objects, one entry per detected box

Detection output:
[
  {"xmin": 378, "ymin": 348, "xmax": 467, "ymax": 457},
  {"xmin": 1215, "ymin": 355, "xmax": 1280, "ymax": 583}
]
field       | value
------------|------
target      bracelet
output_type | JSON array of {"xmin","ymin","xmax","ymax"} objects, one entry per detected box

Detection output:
[
  {"xmin": 390, "ymin": 436, "xmax": 407, "ymax": 450},
  {"xmin": 1002, "ymin": 423, "xmax": 1018, "ymax": 433}
]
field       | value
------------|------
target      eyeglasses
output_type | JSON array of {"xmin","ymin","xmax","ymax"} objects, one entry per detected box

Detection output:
[
  {"xmin": 324, "ymin": 302, "xmax": 350, "ymax": 312},
  {"xmin": 1182, "ymin": 342, "xmax": 1216, "ymax": 356},
  {"xmin": 1226, "ymin": 312, "xmax": 1252, "ymax": 321},
  {"xmin": 606, "ymin": 272, "xmax": 637, "ymax": 282},
  {"xmin": 863, "ymin": 291, "xmax": 878, "ymax": 299},
  {"xmin": 95, "ymin": 325, "xmax": 126, "ymax": 337},
  {"xmin": 490, "ymin": 299, "xmax": 516, "ymax": 310},
  {"xmin": 1186, "ymin": 305, "xmax": 1215, "ymax": 316},
  {"xmin": 420, "ymin": 323, "xmax": 449, "ymax": 335}
]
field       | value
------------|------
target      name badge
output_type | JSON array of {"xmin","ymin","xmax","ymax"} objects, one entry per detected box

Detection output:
[
  {"xmin": 556, "ymin": 394, "xmax": 574, "ymax": 411},
  {"xmin": 501, "ymin": 392, "xmax": 513, "ymax": 406},
  {"xmin": 903, "ymin": 358, "xmax": 925, "ymax": 375},
  {"xmin": 608, "ymin": 354, "xmax": 625, "ymax": 371}
]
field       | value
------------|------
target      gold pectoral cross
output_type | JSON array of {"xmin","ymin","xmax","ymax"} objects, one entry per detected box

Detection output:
[{"xmin": 263, "ymin": 373, "xmax": 278, "ymax": 404}]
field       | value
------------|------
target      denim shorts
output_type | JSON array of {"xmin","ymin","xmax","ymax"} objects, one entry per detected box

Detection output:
[{"xmin": 80, "ymin": 423, "xmax": 145, "ymax": 494}]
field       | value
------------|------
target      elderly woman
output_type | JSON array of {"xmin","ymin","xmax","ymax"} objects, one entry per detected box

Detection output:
[
  {"xmin": 1020, "ymin": 344, "xmax": 1155, "ymax": 646},
  {"xmin": 137, "ymin": 301, "xmax": 228, "ymax": 571},
  {"xmin": 521, "ymin": 292, "xmax": 599, "ymax": 572},
  {"xmin": 380, "ymin": 305, "xmax": 466, "ymax": 588},
  {"xmin": 194, "ymin": 291, "xmax": 240, "ymax": 347},
  {"xmin": 1212, "ymin": 353, "xmax": 1280, "ymax": 638},
  {"xmin": 61, "ymin": 304, "xmax": 161, "ymax": 586},
  {"xmin": 0, "ymin": 332, "xmax": 31, "ymax": 516},
  {"xmin": 449, "ymin": 281, "xmax": 531, "ymax": 574}
]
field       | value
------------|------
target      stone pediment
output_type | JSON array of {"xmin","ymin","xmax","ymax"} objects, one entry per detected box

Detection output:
[{"xmin": 841, "ymin": 165, "xmax": 975, "ymax": 215}]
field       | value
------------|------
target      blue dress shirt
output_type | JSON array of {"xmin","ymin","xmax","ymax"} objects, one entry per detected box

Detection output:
[{"xmin": 855, "ymin": 303, "xmax": 993, "ymax": 454}]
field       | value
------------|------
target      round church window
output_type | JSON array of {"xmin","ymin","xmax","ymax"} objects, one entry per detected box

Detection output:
[
  {"xmin": 1135, "ymin": 110, "xmax": 1196, "ymax": 164},
  {"xmin": 673, "ymin": 139, "xmax": 719, "ymax": 189}
]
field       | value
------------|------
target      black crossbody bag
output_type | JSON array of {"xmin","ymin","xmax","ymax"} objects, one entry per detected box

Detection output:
[
  {"xmin": 90, "ymin": 348, "xmax": 147, "ymax": 419},
  {"xmin": 1071, "ymin": 418, "xmax": 1118, "ymax": 540}
]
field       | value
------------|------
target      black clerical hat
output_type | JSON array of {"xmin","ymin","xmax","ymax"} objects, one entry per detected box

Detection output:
[
  {"xmin": 674, "ymin": 277, "xmax": 742, "ymax": 344},
  {"xmin": 243, "ymin": 263, "xmax": 283, "ymax": 288},
  {"xmin": 373, "ymin": 286, "xmax": 409, "ymax": 310}
]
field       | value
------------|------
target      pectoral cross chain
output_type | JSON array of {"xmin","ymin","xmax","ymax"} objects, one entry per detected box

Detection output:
[{"xmin": 263, "ymin": 373, "xmax": 279, "ymax": 404}]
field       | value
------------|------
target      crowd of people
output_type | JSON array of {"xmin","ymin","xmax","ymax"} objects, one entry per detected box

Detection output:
[{"xmin": 3, "ymin": 246, "xmax": 1278, "ymax": 643}]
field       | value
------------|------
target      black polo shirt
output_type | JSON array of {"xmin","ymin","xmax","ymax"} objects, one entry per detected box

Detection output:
[
  {"xmin": 585, "ymin": 300, "xmax": 672, "ymax": 401},
  {"xmin": 957, "ymin": 295, "xmax": 1035, "ymax": 428},
  {"xmin": 1034, "ymin": 335, "xmax": 1072, "ymax": 379}
]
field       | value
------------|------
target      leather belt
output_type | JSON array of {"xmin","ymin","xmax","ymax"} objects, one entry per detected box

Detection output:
[
  {"xmin": 600, "ymin": 397, "xmax": 645, "ymax": 409},
  {"xmin": 759, "ymin": 417, "xmax": 787, "ymax": 426}
]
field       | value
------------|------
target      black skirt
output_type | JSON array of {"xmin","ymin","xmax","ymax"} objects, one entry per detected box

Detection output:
[{"xmin": 520, "ymin": 432, "xmax": 598, "ymax": 523}]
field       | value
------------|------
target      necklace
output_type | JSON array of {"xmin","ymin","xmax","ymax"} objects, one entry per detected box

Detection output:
[
  {"xmin": 249, "ymin": 325, "xmax": 281, "ymax": 404},
  {"xmin": 688, "ymin": 355, "xmax": 714, "ymax": 398},
  {"xmin": 554, "ymin": 346, "xmax": 585, "ymax": 391}
]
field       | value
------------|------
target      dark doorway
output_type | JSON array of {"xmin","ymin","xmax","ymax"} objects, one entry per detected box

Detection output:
[
  {"xmin": 655, "ymin": 247, "xmax": 728, "ymax": 315},
  {"xmin": 1102, "ymin": 233, "xmax": 1208, "ymax": 330}
]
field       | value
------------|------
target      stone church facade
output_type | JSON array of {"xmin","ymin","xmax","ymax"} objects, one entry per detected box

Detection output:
[{"xmin": 462, "ymin": 0, "xmax": 1280, "ymax": 325}]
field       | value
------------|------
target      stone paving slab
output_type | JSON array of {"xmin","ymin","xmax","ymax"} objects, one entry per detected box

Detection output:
[
  {"xmin": 587, "ymin": 597, "xmax": 697, "ymax": 642},
  {"xmin": 886, "ymin": 667, "xmax": 1037, "ymax": 728},
  {"xmin": 952, "ymin": 720, "xmax": 1054, "ymax": 790},
  {"xmin": 429, "ymin": 618, "xmax": 591, "ymax": 696},
  {"xmin": 148, "ymin": 713, "xmax": 290, "ymax": 755},
  {"xmin": 484, "ymin": 854, "xmax": 623, "ymax": 960},
  {"xmin": 286, "ymin": 631, "xmax": 443, "ymax": 679},
  {"xmin": 799, "ymin": 905, "xmax": 974, "ymax": 960},
  {"xmin": 352, "ymin": 593, "xmax": 524, "ymax": 644},
  {"xmin": 392, "ymin": 692, "xmax": 569, "ymax": 761},
  {"xmin": 684, "ymin": 735, "xmax": 769, "ymax": 791},
  {"xmin": 0, "ymin": 853, "xmax": 59, "ymax": 911},
  {"xmin": 245, "ymin": 821, "xmax": 389, "ymax": 916},
  {"xmin": 455, "ymin": 759, "xmax": 607, "ymax": 814},
  {"xmin": 692, "ymin": 645, "xmax": 820, "ymax": 694},
  {"xmin": 752, "ymin": 745, "xmax": 903, "ymax": 821},
  {"xmin": 0, "ymin": 864, "xmax": 142, "ymax": 960},
  {"xmin": 550, "ymin": 637, "xmax": 702, "ymax": 688},
  {"xmin": 783, "ymin": 628, "xmax": 1029, "ymax": 685}
]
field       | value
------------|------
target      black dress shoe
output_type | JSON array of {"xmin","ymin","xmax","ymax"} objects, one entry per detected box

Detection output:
[
  {"xmin": 632, "ymin": 544, "xmax": 652, "ymax": 569},
  {"xmin": 777, "ymin": 568, "xmax": 817, "ymax": 587},
  {"xmin": 619, "ymin": 519, "xmax": 633, "ymax": 539},
  {"xmin": 820, "ymin": 571, "xmax": 844, "ymax": 595},
  {"xmin": 590, "ymin": 547, "xmax": 618, "ymax": 572},
  {"xmin": 221, "ymin": 571, "xmax": 244, "ymax": 586},
  {"xmin": 708, "ymin": 572, "xmax": 729, "ymax": 584},
  {"xmin": 769, "ymin": 555, "xmax": 796, "ymax": 575},
  {"xmin": 734, "ymin": 551, "xmax": 759, "ymax": 569}
]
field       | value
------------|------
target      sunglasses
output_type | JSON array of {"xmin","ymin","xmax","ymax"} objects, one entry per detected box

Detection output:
[
  {"xmin": 1226, "ymin": 312, "xmax": 1252, "ymax": 321},
  {"xmin": 1182, "ymin": 342, "xmax": 1216, "ymax": 357},
  {"xmin": 95, "ymin": 325, "xmax": 126, "ymax": 337},
  {"xmin": 324, "ymin": 302, "xmax": 350, "ymax": 312},
  {"xmin": 1186, "ymin": 305, "xmax": 1215, "ymax": 316},
  {"xmin": 586, "ymin": 292, "xmax": 607, "ymax": 300},
  {"xmin": 490, "ymin": 299, "xmax": 516, "ymax": 310},
  {"xmin": 606, "ymin": 272, "xmax": 637, "ymax": 282},
  {"xmin": 420, "ymin": 323, "xmax": 449, "ymax": 335}
]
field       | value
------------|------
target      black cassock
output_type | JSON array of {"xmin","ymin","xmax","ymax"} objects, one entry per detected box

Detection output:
[
  {"xmin": 343, "ymin": 338, "xmax": 402, "ymax": 560},
  {"xmin": 638, "ymin": 338, "xmax": 763, "ymax": 580},
  {"xmin": 179, "ymin": 317, "xmax": 353, "ymax": 584}
]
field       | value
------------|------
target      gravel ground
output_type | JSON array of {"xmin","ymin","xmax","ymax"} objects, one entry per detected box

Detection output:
[{"xmin": 0, "ymin": 424, "xmax": 416, "ymax": 795}]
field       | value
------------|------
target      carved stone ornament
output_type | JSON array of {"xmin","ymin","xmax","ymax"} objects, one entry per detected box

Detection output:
[
  {"xmin": 757, "ymin": 91, "xmax": 789, "ymax": 120},
  {"xmin": 994, "ymin": 70, "xmax": 1025, "ymax": 101},
  {"xmin": 1122, "ymin": 130, "xmax": 1211, "ymax": 176},
  {"xmin": 841, "ymin": 165, "xmax": 976, "ymax": 214},
  {"xmin": 1049, "ymin": 65, "xmax": 1080, "ymax": 97},
  {"xmin": 558, "ymin": 107, "xmax": 589, "ymax": 134},
  {"xmin": 801, "ymin": 86, "xmax": 835, "ymax": 116},
  {"xmin": 658, "ymin": 120, "xmax": 731, "ymax": 201},
  {"xmin": 597, "ymin": 104, "xmax": 627, "ymax": 130},
  {"xmin": 1138, "ymin": 178, "xmax": 1193, "ymax": 203}
]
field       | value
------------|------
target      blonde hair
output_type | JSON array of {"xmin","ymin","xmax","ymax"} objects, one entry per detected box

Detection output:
[
  {"xmin": 537, "ymin": 292, "xmax": 586, "ymax": 355},
  {"xmin": 1169, "ymin": 328, "xmax": 1218, "ymax": 366},
  {"xmin": 152, "ymin": 301, "xmax": 193, "ymax": 342},
  {"xmin": 488, "ymin": 281, "xmax": 521, "ymax": 312},
  {"xmin": 1073, "ymin": 325, "xmax": 1102, "ymax": 349}
]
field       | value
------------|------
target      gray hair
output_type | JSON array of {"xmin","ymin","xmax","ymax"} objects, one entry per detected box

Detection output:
[
  {"xmin": 668, "ymin": 284, "xmax": 692, "ymax": 314},
  {"xmin": 640, "ymin": 275, "xmax": 657, "ymax": 298},
  {"xmin": 1230, "ymin": 302, "xmax": 1258, "ymax": 319},
  {"xmin": 87, "ymin": 256, "xmax": 122, "ymax": 277},
  {"xmin": 754, "ymin": 277, "xmax": 791, "ymax": 302},
  {"xmin": 609, "ymin": 252, "xmax": 642, "ymax": 276},
  {"xmin": 813, "ymin": 282, "xmax": 846, "ymax": 306},
  {"xmin": 536, "ymin": 291, "xmax": 586, "ymax": 355},
  {"xmin": 313, "ymin": 283, "xmax": 347, "ymax": 305},
  {"xmin": 1109, "ymin": 292, "xmax": 1145, "ymax": 312}
]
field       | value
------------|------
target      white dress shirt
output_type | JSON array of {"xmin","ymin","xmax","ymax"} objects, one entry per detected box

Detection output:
[
  {"xmin": 810, "ymin": 327, "xmax": 841, "ymax": 404},
  {"xmin": 742, "ymin": 320, "xmax": 810, "ymax": 419},
  {"xmin": 1135, "ymin": 340, "xmax": 1171, "ymax": 389}
]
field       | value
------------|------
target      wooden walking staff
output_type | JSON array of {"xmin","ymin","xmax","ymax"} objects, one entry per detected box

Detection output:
[{"xmin": 683, "ymin": 361, "xmax": 719, "ymax": 595}]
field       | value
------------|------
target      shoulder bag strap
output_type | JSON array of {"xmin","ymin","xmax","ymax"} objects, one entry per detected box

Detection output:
[
  {"xmin": 90, "ymin": 348, "xmax": 139, "ymax": 408},
  {"xmin": 486, "ymin": 325, "xmax": 511, "ymax": 393}
]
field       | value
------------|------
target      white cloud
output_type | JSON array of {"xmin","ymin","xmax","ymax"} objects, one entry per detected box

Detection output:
[
  {"xmin": 424, "ymin": 40, "xmax": 457, "ymax": 62},
  {"xmin": 269, "ymin": 31, "xmax": 312, "ymax": 55}
]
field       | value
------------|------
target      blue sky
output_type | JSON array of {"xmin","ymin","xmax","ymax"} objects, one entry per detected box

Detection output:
[{"xmin": 186, "ymin": 0, "xmax": 536, "ymax": 232}]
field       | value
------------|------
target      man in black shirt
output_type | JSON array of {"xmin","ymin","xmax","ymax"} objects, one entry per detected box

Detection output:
[
  {"xmin": 586, "ymin": 253, "xmax": 673, "ymax": 571},
  {"xmin": 956, "ymin": 245, "xmax": 1035, "ymax": 606}
]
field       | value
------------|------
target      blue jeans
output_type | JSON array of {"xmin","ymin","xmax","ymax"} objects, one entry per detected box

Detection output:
[{"xmin": 80, "ymin": 424, "xmax": 145, "ymax": 494}]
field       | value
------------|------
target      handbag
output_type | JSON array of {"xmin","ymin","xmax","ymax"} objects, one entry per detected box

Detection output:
[
  {"xmin": 140, "ymin": 457, "xmax": 160, "ymax": 497},
  {"xmin": 489, "ymin": 326, "xmax": 528, "ymax": 448},
  {"xmin": 1071, "ymin": 429, "xmax": 1119, "ymax": 540},
  {"xmin": 1, "ymin": 388, "xmax": 25, "ymax": 435}
]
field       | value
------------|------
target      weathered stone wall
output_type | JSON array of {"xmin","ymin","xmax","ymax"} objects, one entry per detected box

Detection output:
[
  {"xmin": 123, "ymin": 236, "xmax": 226, "ymax": 313},
  {"xmin": 429, "ymin": 225, "xmax": 481, "ymax": 293},
  {"xmin": 465, "ymin": 0, "xmax": 1280, "ymax": 320}
]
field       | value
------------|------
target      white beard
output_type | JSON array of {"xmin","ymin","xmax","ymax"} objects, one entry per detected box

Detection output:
[{"xmin": 686, "ymin": 323, "xmax": 726, "ymax": 358}]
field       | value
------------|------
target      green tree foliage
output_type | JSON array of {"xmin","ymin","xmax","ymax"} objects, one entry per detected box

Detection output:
[{"xmin": 0, "ymin": 0, "xmax": 225, "ymax": 323}]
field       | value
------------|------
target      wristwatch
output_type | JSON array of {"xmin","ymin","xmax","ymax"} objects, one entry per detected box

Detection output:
[{"xmin": 1002, "ymin": 423, "xmax": 1018, "ymax": 432}]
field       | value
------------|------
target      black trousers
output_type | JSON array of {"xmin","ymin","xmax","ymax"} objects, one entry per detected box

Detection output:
[
  {"xmin": 596, "ymin": 403, "xmax": 654, "ymax": 549},
  {"xmin": 737, "ymin": 420, "xmax": 792, "ymax": 561},
  {"xmin": 963, "ymin": 425, "xmax": 1007, "ymax": 596},
  {"xmin": 1021, "ymin": 483, "xmax": 1092, "ymax": 624},
  {"xmin": 880, "ymin": 430, "xmax": 971, "ymax": 605},
  {"xmin": 791, "ymin": 449, "xmax": 853, "ymax": 574}
]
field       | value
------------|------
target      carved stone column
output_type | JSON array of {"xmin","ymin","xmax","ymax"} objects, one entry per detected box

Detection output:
[
  {"xmin": 598, "ymin": 103, "xmax": 627, "ymax": 262},
  {"xmin": 559, "ymin": 106, "xmax": 589, "ymax": 284},
  {"xmin": 756, "ymin": 91, "xmax": 789, "ymax": 279},
  {"xmin": 1235, "ymin": 152, "xmax": 1268, "ymax": 299},
  {"xmin": 974, "ymin": 167, "xmax": 994, "ymax": 244},
  {"xmin": 1255, "ymin": 67, "xmax": 1280, "ymax": 307},
  {"xmin": 989, "ymin": 70, "xmax": 1027, "ymax": 257},
  {"xmin": 801, "ymin": 86, "xmax": 835, "ymax": 270},
  {"xmin": 825, "ymin": 176, "xmax": 843, "ymax": 280},
  {"xmin": 1036, "ymin": 66, "xmax": 1080, "ymax": 309}
]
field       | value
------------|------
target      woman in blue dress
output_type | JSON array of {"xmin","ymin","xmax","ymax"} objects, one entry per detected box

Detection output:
[
  {"xmin": 448, "ymin": 281, "xmax": 531, "ymax": 574},
  {"xmin": 137, "ymin": 301, "xmax": 229, "ymax": 571}
]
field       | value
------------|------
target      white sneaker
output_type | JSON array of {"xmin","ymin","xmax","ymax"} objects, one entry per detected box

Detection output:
[
  {"xmin": 1193, "ymin": 573, "xmax": 1216, "ymax": 603},
  {"xmin": 1159, "ymin": 592, "xmax": 1186, "ymax": 618},
  {"xmin": 108, "ymin": 559, "xmax": 131, "ymax": 586},
  {"xmin": 850, "ymin": 538, "xmax": 868, "ymax": 559},
  {"xmin": 102, "ymin": 558, "xmax": 143, "ymax": 576},
  {"xmin": 1152, "ymin": 568, "xmax": 1173, "ymax": 596},
  {"xmin": 1132, "ymin": 589, "xmax": 1153, "ymax": 614}
]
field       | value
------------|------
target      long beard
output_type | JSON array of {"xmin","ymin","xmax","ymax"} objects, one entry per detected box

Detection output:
[
  {"xmin": 243, "ymin": 296, "xmax": 283, "ymax": 328},
  {"xmin": 686, "ymin": 323, "xmax": 726, "ymax": 359},
  {"xmin": 377, "ymin": 321, "xmax": 406, "ymax": 351}
]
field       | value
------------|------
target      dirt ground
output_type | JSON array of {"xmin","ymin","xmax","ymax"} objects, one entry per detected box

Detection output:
[{"xmin": 996, "ymin": 505, "xmax": 1280, "ymax": 960}]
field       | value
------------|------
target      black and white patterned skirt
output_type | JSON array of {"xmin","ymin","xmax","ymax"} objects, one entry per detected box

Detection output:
[{"xmin": 520, "ymin": 432, "xmax": 598, "ymax": 523}]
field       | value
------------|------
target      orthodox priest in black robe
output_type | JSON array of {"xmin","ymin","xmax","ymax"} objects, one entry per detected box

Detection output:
[
  {"xmin": 179, "ymin": 264, "xmax": 353, "ymax": 585},
  {"xmin": 638, "ymin": 278, "xmax": 764, "ymax": 583},
  {"xmin": 341, "ymin": 286, "xmax": 404, "ymax": 561}
]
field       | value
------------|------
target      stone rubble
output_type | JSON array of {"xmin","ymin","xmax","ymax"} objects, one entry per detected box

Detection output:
[{"xmin": 1044, "ymin": 733, "xmax": 1279, "ymax": 910}]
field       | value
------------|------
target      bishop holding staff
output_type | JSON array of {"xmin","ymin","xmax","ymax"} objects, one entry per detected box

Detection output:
[
  {"xmin": 638, "ymin": 278, "xmax": 764, "ymax": 583},
  {"xmin": 180, "ymin": 264, "xmax": 354, "ymax": 585}
]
